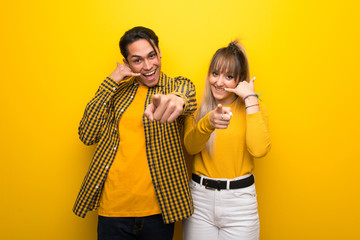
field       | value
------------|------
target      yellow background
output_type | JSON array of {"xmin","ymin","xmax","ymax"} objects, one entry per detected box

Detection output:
[{"xmin": 1, "ymin": 0, "xmax": 359, "ymax": 239}]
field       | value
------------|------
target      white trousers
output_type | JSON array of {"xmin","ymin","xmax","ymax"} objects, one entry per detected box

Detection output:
[{"xmin": 183, "ymin": 175, "xmax": 259, "ymax": 240}]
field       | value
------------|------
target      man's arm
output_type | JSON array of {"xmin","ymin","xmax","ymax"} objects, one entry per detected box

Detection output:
[
  {"xmin": 79, "ymin": 63, "xmax": 140, "ymax": 145},
  {"xmin": 144, "ymin": 76, "xmax": 197, "ymax": 123},
  {"xmin": 78, "ymin": 78, "xmax": 117, "ymax": 145}
]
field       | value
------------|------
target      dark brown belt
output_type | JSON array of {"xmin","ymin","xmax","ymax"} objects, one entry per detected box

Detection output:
[{"xmin": 192, "ymin": 173, "xmax": 254, "ymax": 191}]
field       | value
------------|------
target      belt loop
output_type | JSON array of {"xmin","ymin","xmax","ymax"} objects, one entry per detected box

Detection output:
[
  {"xmin": 200, "ymin": 176, "xmax": 204, "ymax": 186},
  {"xmin": 226, "ymin": 180, "xmax": 230, "ymax": 190}
]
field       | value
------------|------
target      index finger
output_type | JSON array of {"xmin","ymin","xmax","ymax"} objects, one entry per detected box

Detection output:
[
  {"xmin": 215, "ymin": 104, "xmax": 223, "ymax": 113},
  {"xmin": 152, "ymin": 94, "xmax": 162, "ymax": 107}
]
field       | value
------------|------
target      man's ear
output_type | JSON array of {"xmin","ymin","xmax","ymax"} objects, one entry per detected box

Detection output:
[
  {"xmin": 123, "ymin": 58, "xmax": 129, "ymax": 67},
  {"xmin": 158, "ymin": 48, "xmax": 162, "ymax": 58}
]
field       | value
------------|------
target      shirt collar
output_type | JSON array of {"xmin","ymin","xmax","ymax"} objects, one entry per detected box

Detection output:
[{"xmin": 156, "ymin": 72, "xmax": 167, "ymax": 87}]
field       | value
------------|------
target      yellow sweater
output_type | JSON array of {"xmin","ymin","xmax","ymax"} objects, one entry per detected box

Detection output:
[{"xmin": 184, "ymin": 100, "xmax": 271, "ymax": 179}]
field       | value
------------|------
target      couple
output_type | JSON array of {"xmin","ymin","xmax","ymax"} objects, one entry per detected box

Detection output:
[{"xmin": 73, "ymin": 26, "xmax": 271, "ymax": 240}]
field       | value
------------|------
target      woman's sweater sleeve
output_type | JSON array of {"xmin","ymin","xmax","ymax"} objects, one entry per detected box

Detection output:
[
  {"xmin": 184, "ymin": 113, "xmax": 215, "ymax": 155},
  {"xmin": 245, "ymin": 103, "xmax": 272, "ymax": 157}
]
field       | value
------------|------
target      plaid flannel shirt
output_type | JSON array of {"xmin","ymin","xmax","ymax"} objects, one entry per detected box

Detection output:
[{"xmin": 73, "ymin": 72, "xmax": 197, "ymax": 223}]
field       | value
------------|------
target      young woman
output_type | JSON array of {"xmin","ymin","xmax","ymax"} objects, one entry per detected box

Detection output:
[{"xmin": 182, "ymin": 41, "xmax": 271, "ymax": 240}]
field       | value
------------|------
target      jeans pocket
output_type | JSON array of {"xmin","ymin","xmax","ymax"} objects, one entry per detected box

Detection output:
[{"xmin": 229, "ymin": 184, "xmax": 257, "ymax": 199}]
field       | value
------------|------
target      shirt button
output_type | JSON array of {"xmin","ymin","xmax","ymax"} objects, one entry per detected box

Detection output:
[
  {"xmin": 95, "ymin": 185, "xmax": 99, "ymax": 189},
  {"xmin": 130, "ymin": 96, "xmax": 134, "ymax": 99},
  {"xmin": 121, "ymin": 109, "xmax": 124, "ymax": 112},
  {"xmin": 113, "ymin": 87, "xmax": 116, "ymax": 91},
  {"xmin": 105, "ymin": 166, "xmax": 109, "ymax": 169},
  {"xmin": 104, "ymin": 102, "xmax": 106, "ymax": 105},
  {"xmin": 114, "ymin": 147, "xmax": 117, "ymax": 150}
]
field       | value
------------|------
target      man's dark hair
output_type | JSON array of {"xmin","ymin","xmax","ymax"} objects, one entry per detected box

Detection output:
[{"xmin": 119, "ymin": 26, "xmax": 159, "ymax": 60}]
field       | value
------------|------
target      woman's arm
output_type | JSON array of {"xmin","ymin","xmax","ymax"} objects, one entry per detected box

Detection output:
[
  {"xmin": 245, "ymin": 103, "xmax": 272, "ymax": 157},
  {"xmin": 183, "ymin": 104, "xmax": 232, "ymax": 155},
  {"xmin": 183, "ymin": 114, "xmax": 214, "ymax": 155}
]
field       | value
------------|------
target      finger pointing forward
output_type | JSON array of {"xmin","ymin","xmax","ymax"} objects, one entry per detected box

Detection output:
[
  {"xmin": 152, "ymin": 94, "xmax": 161, "ymax": 107},
  {"xmin": 144, "ymin": 94, "xmax": 161, "ymax": 122},
  {"xmin": 215, "ymin": 104, "xmax": 223, "ymax": 114}
]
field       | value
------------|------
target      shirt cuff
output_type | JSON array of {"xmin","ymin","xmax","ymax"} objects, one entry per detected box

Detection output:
[{"xmin": 101, "ymin": 77, "xmax": 119, "ymax": 94}]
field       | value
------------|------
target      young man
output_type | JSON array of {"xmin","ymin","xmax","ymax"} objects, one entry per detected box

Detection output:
[{"xmin": 73, "ymin": 26, "xmax": 197, "ymax": 239}]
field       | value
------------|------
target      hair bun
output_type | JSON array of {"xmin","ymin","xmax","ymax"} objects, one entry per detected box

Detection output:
[{"xmin": 228, "ymin": 40, "xmax": 240, "ymax": 53}]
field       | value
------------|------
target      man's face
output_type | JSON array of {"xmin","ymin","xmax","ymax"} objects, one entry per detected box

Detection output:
[{"xmin": 124, "ymin": 39, "xmax": 161, "ymax": 87}]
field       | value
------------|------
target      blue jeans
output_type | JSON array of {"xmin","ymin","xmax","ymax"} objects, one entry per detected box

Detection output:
[{"xmin": 97, "ymin": 214, "xmax": 174, "ymax": 240}]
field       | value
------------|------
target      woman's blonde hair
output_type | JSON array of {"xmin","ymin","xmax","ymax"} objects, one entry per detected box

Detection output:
[{"xmin": 196, "ymin": 40, "xmax": 250, "ymax": 152}]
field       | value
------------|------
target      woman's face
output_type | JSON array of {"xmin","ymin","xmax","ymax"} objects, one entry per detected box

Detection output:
[{"xmin": 208, "ymin": 69, "xmax": 238, "ymax": 106}]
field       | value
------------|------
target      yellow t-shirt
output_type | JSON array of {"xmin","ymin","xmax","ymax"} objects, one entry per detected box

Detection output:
[
  {"xmin": 184, "ymin": 100, "xmax": 271, "ymax": 179},
  {"xmin": 98, "ymin": 85, "xmax": 161, "ymax": 217}
]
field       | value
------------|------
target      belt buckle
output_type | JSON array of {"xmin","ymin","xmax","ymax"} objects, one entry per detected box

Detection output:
[{"xmin": 204, "ymin": 180, "xmax": 222, "ymax": 191}]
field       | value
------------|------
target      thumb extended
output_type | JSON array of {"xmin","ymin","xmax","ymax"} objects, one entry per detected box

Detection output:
[
  {"xmin": 249, "ymin": 77, "xmax": 256, "ymax": 88},
  {"xmin": 144, "ymin": 103, "xmax": 155, "ymax": 121}
]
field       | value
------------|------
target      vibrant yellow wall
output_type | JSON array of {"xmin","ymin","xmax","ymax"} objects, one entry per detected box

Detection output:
[{"xmin": 1, "ymin": 0, "xmax": 359, "ymax": 239}]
